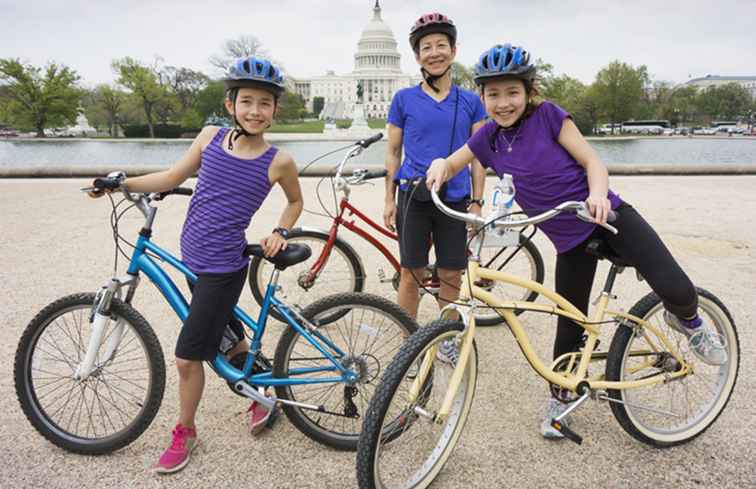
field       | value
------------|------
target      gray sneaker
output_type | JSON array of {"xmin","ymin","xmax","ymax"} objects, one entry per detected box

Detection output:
[
  {"xmin": 436, "ymin": 339, "xmax": 459, "ymax": 366},
  {"xmin": 663, "ymin": 311, "xmax": 728, "ymax": 366},
  {"xmin": 541, "ymin": 398, "xmax": 572, "ymax": 439}
]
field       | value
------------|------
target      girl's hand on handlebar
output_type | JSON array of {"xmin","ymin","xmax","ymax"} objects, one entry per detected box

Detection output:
[
  {"xmin": 261, "ymin": 232, "xmax": 288, "ymax": 258},
  {"xmin": 586, "ymin": 194, "xmax": 612, "ymax": 225},
  {"xmin": 425, "ymin": 158, "xmax": 449, "ymax": 191}
]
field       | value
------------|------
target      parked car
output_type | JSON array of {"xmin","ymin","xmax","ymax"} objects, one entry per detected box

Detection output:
[
  {"xmin": 0, "ymin": 128, "xmax": 19, "ymax": 137},
  {"xmin": 675, "ymin": 127, "xmax": 691, "ymax": 136},
  {"xmin": 692, "ymin": 127, "xmax": 717, "ymax": 135}
]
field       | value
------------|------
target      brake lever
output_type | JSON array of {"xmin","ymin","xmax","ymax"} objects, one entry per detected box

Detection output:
[{"xmin": 575, "ymin": 203, "xmax": 618, "ymax": 235}]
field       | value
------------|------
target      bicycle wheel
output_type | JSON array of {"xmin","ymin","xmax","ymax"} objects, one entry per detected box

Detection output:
[
  {"xmin": 14, "ymin": 293, "xmax": 166, "ymax": 454},
  {"xmin": 605, "ymin": 287, "xmax": 739, "ymax": 447},
  {"xmin": 357, "ymin": 320, "xmax": 478, "ymax": 489},
  {"xmin": 273, "ymin": 293, "xmax": 417, "ymax": 451},
  {"xmin": 248, "ymin": 228, "xmax": 365, "ymax": 322},
  {"xmin": 474, "ymin": 234, "xmax": 545, "ymax": 326}
]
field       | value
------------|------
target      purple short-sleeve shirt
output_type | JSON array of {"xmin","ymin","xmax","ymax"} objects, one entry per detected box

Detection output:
[{"xmin": 467, "ymin": 101, "xmax": 622, "ymax": 253}]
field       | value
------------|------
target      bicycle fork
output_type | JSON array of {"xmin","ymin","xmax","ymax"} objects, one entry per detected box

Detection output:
[{"xmin": 75, "ymin": 275, "xmax": 139, "ymax": 380}]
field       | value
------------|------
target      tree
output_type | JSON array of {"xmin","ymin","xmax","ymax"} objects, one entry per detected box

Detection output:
[
  {"xmin": 209, "ymin": 35, "xmax": 275, "ymax": 72},
  {"xmin": 158, "ymin": 66, "xmax": 209, "ymax": 112},
  {"xmin": 195, "ymin": 80, "xmax": 227, "ymax": 123},
  {"xmin": 0, "ymin": 58, "xmax": 82, "ymax": 136},
  {"xmin": 112, "ymin": 57, "xmax": 172, "ymax": 138},
  {"xmin": 697, "ymin": 83, "xmax": 752, "ymax": 120},
  {"xmin": 592, "ymin": 61, "xmax": 649, "ymax": 130},
  {"xmin": 82, "ymin": 84, "xmax": 126, "ymax": 137},
  {"xmin": 312, "ymin": 96, "xmax": 325, "ymax": 117},
  {"xmin": 276, "ymin": 89, "xmax": 306, "ymax": 122},
  {"xmin": 451, "ymin": 62, "xmax": 475, "ymax": 90}
]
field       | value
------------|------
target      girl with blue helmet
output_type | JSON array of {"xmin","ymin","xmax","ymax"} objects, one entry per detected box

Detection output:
[
  {"xmin": 426, "ymin": 43, "xmax": 727, "ymax": 438},
  {"xmin": 91, "ymin": 55, "xmax": 303, "ymax": 472},
  {"xmin": 384, "ymin": 12, "xmax": 487, "ymax": 320}
]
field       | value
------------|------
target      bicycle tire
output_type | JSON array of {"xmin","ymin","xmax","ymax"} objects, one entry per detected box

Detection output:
[
  {"xmin": 357, "ymin": 319, "xmax": 478, "ymax": 489},
  {"xmin": 605, "ymin": 287, "xmax": 739, "ymax": 447},
  {"xmin": 474, "ymin": 234, "xmax": 545, "ymax": 326},
  {"xmin": 272, "ymin": 292, "xmax": 418, "ymax": 451},
  {"xmin": 248, "ymin": 228, "xmax": 365, "ymax": 322},
  {"xmin": 14, "ymin": 293, "xmax": 166, "ymax": 455}
]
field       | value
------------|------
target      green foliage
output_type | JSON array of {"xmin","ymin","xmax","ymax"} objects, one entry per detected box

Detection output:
[
  {"xmin": 195, "ymin": 80, "xmax": 227, "ymax": 122},
  {"xmin": 368, "ymin": 118, "xmax": 386, "ymax": 129},
  {"xmin": 123, "ymin": 123, "xmax": 185, "ymax": 138},
  {"xmin": 82, "ymin": 84, "xmax": 126, "ymax": 136},
  {"xmin": 0, "ymin": 58, "xmax": 83, "ymax": 136},
  {"xmin": 592, "ymin": 61, "xmax": 649, "ymax": 125},
  {"xmin": 697, "ymin": 83, "xmax": 752, "ymax": 120},
  {"xmin": 276, "ymin": 89, "xmax": 307, "ymax": 122},
  {"xmin": 312, "ymin": 96, "xmax": 325, "ymax": 117},
  {"xmin": 336, "ymin": 119, "xmax": 352, "ymax": 129},
  {"xmin": 451, "ymin": 62, "xmax": 475, "ymax": 90},
  {"xmin": 180, "ymin": 109, "xmax": 204, "ymax": 131},
  {"xmin": 112, "ymin": 57, "xmax": 173, "ymax": 138}
]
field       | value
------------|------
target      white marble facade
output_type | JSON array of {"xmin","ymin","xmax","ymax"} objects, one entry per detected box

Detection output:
[{"xmin": 291, "ymin": 1, "xmax": 420, "ymax": 120}]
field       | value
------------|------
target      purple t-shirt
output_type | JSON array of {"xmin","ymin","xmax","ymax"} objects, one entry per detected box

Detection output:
[
  {"xmin": 180, "ymin": 127, "xmax": 275, "ymax": 274},
  {"xmin": 467, "ymin": 101, "xmax": 622, "ymax": 253}
]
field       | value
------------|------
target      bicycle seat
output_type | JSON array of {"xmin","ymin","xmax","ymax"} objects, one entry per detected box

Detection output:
[
  {"xmin": 244, "ymin": 243, "xmax": 312, "ymax": 270},
  {"xmin": 584, "ymin": 239, "xmax": 634, "ymax": 268}
]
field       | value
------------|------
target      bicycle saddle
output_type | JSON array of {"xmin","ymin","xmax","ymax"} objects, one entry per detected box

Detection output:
[
  {"xmin": 584, "ymin": 239, "xmax": 634, "ymax": 268},
  {"xmin": 244, "ymin": 243, "xmax": 312, "ymax": 270}
]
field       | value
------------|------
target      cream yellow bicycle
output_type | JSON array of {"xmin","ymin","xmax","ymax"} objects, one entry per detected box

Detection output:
[{"xmin": 356, "ymin": 189, "xmax": 739, "ymax": 489}]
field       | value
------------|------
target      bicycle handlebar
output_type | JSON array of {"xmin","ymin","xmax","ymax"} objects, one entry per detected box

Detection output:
[
  {"xmin": 357, "ymin": 132, "xmax": 383, "ymax": 149},
  {"xmin": 429, "ymin": 186, "xmax": 618, "ymax": 235}
]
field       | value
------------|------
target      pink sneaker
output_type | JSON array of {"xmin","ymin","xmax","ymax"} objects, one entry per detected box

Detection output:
[
  {"xmin": 154, "ymin": 424, "xmax": 198, "ymax": 474},
  {"xmin": 248, "ymin": 401, "xmax": 271, "ymax": 435}
]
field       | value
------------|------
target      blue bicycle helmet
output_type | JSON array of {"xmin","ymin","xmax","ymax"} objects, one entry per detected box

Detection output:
[
  {"xmin": 473, "ymin": 44, "xmax": 536, "ymax": 86},
  {"xmin": 223, "ymin": 56, "xmax": 285, "ymax": 96}
]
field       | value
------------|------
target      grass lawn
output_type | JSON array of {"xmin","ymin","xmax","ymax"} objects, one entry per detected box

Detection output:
[{"xmin": 268, "ymin": 120, "xmax": 325, "ymax": 133}]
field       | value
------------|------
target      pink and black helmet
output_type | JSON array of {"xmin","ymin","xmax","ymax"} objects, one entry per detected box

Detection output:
[{"xmin": 409, "ymin": 12, "xmax": 457, "ymax": 52}]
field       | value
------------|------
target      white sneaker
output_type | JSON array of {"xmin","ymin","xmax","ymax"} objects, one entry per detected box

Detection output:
[
  {"xmin": 541, "ymin": 398, "xmax": 571, "ymax": 439},
  {"xmin": 436, "ymin": 339, "xmax": 459, "ymax": 366},
  {"xmin": 663, "ymin": 311, "xmax": 728, "ymax": 366}
]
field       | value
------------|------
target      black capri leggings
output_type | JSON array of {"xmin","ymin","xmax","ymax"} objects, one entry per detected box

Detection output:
[{"xmin": 553, "ymin": 202, "xmax": 698, "ymax": 360}]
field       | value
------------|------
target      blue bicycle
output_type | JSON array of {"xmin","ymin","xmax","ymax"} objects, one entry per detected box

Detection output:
[{"xmin": 14, "ymin": 174, "xmax": 418, "ymax": 454}]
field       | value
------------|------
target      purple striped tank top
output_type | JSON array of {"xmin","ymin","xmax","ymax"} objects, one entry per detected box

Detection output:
[{"xmin": 180, "ymin": 127, "xmax": 276, "ymax": 273}]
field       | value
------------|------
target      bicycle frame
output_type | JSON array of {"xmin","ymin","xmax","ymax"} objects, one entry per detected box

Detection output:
[
  {"xmin": 113, "ymin": 233, "xmax": 358, "ymax": 390},
  {"xmin": 410, "ymin": 259, "xmax": 692, "ymax": 423}
]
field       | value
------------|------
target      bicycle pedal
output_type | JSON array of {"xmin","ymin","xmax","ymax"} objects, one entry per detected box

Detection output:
[{"xmin": 550, "ymin": 419, "xmax": 583, "ymax": 445}]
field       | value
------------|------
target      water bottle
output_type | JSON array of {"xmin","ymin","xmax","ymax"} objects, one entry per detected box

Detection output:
[
  {"xmin": 491, "ymin": 173, "xmax": 516, "ymax": 219},
  {"xmin": 487, "ymin": 174, "xmax": 518, "ymax": 247}
]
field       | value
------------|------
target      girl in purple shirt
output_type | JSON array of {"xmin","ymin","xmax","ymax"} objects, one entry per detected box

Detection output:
[{"xmin": 426, "ymin": 43, "xmax": 727, "ymax": 439}]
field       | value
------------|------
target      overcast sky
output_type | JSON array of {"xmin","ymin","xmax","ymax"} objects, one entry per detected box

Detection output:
[{"xmin": 2, "ymin": 0, "xmax": 754, "ymax": 87}]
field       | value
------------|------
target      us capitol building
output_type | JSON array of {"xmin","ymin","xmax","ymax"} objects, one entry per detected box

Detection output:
[{"xmin": 290, "ymin": 1, "xmax": 421, "ymax": 120}]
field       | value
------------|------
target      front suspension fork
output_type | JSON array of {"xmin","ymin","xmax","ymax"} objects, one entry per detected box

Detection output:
[{"xmin": 75, "ymin": 274, "xmax": 139, "ymax": 380}]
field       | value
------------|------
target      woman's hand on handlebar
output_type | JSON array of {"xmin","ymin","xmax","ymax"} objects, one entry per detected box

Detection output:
[
  {"xmin": 383, "ymin": 199, "xmax": 397, "ymax": 232},
  {"xmin": 425, "ymin": 158, "xmax": 450, "ymax": 192},
  {"xmin": 586, "ymin": 193, "xmax": 612, "ymax": 225}
]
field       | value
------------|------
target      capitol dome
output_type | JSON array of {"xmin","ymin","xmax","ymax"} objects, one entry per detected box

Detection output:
[{"xmin": 354, "ymin": 1, "xmax": 402, "ymax": 74}]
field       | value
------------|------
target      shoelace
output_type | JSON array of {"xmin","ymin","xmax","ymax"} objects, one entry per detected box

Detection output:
[
  {"xmin": 690, "ymin": 329, "xmax": 727, "ymax": 351},
  {"xmin": 170, "ymin": 427, "xmax": 192, "ymax": 450}
]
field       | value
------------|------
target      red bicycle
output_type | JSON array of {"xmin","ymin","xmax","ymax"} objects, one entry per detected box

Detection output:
[{"xmin": 248, "ymin": 134, "xmax": 545, "ymax": 326}]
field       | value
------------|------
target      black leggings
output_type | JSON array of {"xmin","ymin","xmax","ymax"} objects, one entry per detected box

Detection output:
[{"xmin": 553, "ymin": 202, "xmax": 697, "ymax": 360}]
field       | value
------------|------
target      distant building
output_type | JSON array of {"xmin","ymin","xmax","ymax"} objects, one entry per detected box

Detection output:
[
  {"xmin": 684, "ymin": 75, "xmax": 756, "ymax": 99},
  {"xmin": 289, "ymin": 1, "xmax": 420, "ymax": 119}
]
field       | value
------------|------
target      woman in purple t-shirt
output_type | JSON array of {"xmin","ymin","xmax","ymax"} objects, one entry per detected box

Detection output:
[{"xmin": 425, "ymin": 43, "xmax": 728, "ymax": 438}]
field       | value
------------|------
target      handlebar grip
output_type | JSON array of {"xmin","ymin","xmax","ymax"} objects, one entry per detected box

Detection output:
[
  {"xmin": 93, "ymin": 177, "xmax": 121, "ymax": 191},
  {"xmin": 607, "ymin": 209, "xmax": 617, "ymax": 223},
  {"xmin": 172, "ymin": 187, "xmax": 194, "ymax": 196},
  {"xmin": 357, "ymin": 133, "xmax": 383, "ymax": 148},
  {"xmin": 363, "ymin": 169, "xmax": 388, "ymax": 180}
]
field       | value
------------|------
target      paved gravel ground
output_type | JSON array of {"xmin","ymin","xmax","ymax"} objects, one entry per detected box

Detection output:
[{"xmin": 1, "ymin": 175, "xmax": 754, "ymax": 488}]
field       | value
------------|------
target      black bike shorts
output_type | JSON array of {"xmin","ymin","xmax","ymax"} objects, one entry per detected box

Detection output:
[
  {"xmin": 175, "ymin": 266, "xmax": 247, "ymax": 361},
  {"xmin": 396, "ymin": 191, "xmax": 468, "ymax": 271}
]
